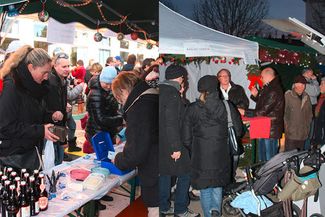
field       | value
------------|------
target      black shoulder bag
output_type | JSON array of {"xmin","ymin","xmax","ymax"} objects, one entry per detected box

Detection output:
[{"xmin": 223, "ymin": 100, "xmax": 244, "ymax": 156}]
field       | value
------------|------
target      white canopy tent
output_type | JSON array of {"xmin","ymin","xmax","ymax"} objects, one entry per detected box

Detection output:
[
  {"xmin": 159, "ymin": 2, "xmax": 259, "ymax": 64},
  {"xmin": 159, "ymin": 3, "xmax": 259, "ymax": 107}
]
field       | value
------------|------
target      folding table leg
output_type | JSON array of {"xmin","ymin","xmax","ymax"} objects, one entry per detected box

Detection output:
[
  {"xmin": 251, "ymin": 139, "xmax": 257, "ymax": 164},
  {"xmin": 129, "ymin": 177, "xmax": 136, "ymax": 203},
  {"xmin": 82, "ymin": 200, "xmax": 97, "ymax": 217}
]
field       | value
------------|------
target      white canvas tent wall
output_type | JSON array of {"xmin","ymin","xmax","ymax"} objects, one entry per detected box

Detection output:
[
  {"xmin": 159, "ymin": 3, "xmax": 259, "ymax": 107},
  {"xmin": 159, "ymin": 2, "xmax": 259, "ymax": 64}
]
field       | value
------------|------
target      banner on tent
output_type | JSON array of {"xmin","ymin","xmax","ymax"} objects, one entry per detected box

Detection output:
[
  {"xmin": 183, "ymin": 40, "xmax": 257, "ymax": 65},
  {"xmin": 184, "ymin": 40, "xmax": 241, "ymax": 58}
]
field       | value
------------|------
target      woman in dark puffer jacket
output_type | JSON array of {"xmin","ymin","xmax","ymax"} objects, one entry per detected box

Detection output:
[{"xmin": 86, "ymin": 66, "xmax": 123, "ymax": 142}]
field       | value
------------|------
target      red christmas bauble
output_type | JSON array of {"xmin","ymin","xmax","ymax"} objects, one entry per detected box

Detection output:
[
  {"xmin": 131, "ymin": 32, "xmax": 138, "ymax": 40},
  {"xmin": 38, "ymin": 10, "xmax": 49, "ymax": 22}
]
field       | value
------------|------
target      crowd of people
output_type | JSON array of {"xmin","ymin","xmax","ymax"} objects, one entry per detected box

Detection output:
[
  {"xmin": 0, "ymin": 40, "xmax": 325, "ymax": 217},
  {"xmin": 159, "ymin": 64, "xmax": 325, "ymax": 217},
  {"xmin": 0, "ymin": 40, "xmax": 161, "ymax": 216}
]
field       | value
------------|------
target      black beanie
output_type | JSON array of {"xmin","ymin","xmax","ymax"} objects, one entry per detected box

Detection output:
[
  {"xmin": 165, "ymin": 65, "xmax": 187, "ymax": 80},
  {"xmin": 198, "ymin": 75, "xmax": 218, "ymax": 93}
]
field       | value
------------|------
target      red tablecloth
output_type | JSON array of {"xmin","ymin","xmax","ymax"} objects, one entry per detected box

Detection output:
[{"xmin": 242, "ymin": 116, "xmax": 271, "ymax": 139}]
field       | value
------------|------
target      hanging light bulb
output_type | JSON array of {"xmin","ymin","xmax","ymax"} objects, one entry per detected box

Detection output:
[{"xmin": 7, "ymin": 5, "xmax": 19, "ymax": 17}]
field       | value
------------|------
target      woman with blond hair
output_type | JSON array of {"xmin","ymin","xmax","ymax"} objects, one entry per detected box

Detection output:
[
  {"xmin": 0, "ymin": 45, "xmax": 60, "ymax": 170},
  {"xmin": 111, "ymin": 71, "xmax": 159, "ymax": 217},
  {"xmin": 90, "ymin": 62, "xmax": 103, "ymax": 76}
]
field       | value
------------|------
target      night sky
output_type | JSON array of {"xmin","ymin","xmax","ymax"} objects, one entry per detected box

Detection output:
[{"xmin": 161, "ymin": 0, "xmax": 305, "ymax": 22}]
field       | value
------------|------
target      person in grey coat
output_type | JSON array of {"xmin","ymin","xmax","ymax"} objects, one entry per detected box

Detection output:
[
  {"xmin": 66, "ymin": 82, "xmax": 84, "ymax": 152},
  {"xmin": 284, "ymin": 75, "xmax": 313, "ymax": 151},
  {"xmin": 302, "ymin": 68, "xmax": 320, "ymax": 114},
  {"xmin": 302, "ymin": 68, "xmax": 320, "ymax": 150}
]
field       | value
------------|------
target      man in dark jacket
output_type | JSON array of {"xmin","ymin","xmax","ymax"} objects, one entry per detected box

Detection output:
[
  {"xmin": 239, "ymin": 67, "xmax": 284, "ymax": 161},
  {"xmin": 44, "ymin": 52, "xmax": 70, "ymax": 165},
  {"xmin": 217, "ymin": 68, "xmax": 248, "ymax": 181},
  {"xmin": 159, "ymin": 65, "xmax": 199, "ymax": 217},
  {"xmin": 217, "ymin": 68, "xmax": 249, "ymax": 109}
]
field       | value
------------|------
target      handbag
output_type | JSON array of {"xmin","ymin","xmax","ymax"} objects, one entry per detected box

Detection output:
[
  {"xmin": 223, "ymin": 100, "xmax": 244, "ymax": 156},
  {"xmin": 278, "ymin": 166, "xmax": 321, "ymax": 201}
]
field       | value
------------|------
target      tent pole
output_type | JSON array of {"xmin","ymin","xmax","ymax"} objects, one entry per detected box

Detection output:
[{"xmin": 67, "ymin": 6, "xmax": 96, "ymax": 25}]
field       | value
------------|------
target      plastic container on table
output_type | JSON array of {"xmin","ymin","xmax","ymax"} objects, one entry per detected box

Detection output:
[{"xmin": 91, "ymin": 132, "xmax": 130, "ymax": 175}]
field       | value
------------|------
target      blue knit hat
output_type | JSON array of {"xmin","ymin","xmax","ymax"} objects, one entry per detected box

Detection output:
[{"xmin": 100, "ymin": 66, "xmax": 117, "ymax": 83}]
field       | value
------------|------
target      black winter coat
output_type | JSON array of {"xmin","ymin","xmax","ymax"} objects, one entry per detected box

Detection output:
[
  {"xmin": 182, "ymin": 92, "xmax": 242, "ymax": 189},
  {"xmin": 220, "ymin": 81, "xmax": 249, "ymax": 109},
  {"xmin": 246, "ymin": 77, "xmax": 284, "ymax": 139},
  {"xmin": 159, "ymin": 81, "xmax": 191, "ymax": 176},
  {"xmin": 0, "ymin": 62, "xmax": 51, "ymax": 169},
  {"xmin": 114, "ymin": 81, "xmax": 159, "ymax": 207},
  {"xmin": 44, "ymin": 71, "xmax": 68, "ymax": 127},
  {"xmin": 86, "ymin": 76, "xmax": 123, "ymax": 139},
  {"xmin": 313, "ymin": 94, "xmax": 325, "ymax": 144}
]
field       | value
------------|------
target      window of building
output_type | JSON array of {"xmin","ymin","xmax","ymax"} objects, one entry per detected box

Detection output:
[
  {"xmin": 2, "ymin": 19, "xmax": 19, "ymax": 35},
  {"xmin": 100, "ymin": 37, "xmax": 111, "ymax": 47},
  {"xmin": 0, "ymin": 38, "xmax": 15, "ymax": 53},
  {"xmin": 137, "ymin": 42, "xmax": 145, "ymax": 49},
  {"xmin": 120, "ymin": 40, "xmax": 129, "ymax": 49},
  {"xmin": 71, "ymin": 47, "xmax": 77, "ymax": 66},
  {"xmin": 137, "ymin": 54, "xmax": 144, "ymax": 63},
  {"xmin": 34, "ymin": 41, "xmax": 48, "ymax": 51},
  {"xmin": 120, "ymin": 51, "xmax": 129, "ymax": 63},
  {"xmin": 99, "ymin": 49, "xmax": 111, "ymax": 66},
  {"xmin": 34, "ymin": 23, "xmax": 47, "ymax": 38}
]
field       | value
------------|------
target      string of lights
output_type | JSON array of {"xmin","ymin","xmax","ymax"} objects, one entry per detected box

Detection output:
[
  {"xmin": 12, "ymin": 0, "xmax": 156, "ymax": 45},
  {"xmin": 96, "ymin": 2, "xmax": 127, "ymax": 26},
  {"xmin": 55, "ymin": 0, "xmax": 92, "ymax": 7},
  {"xmin": 18, "ymin": 0, "xmax": 30, "ymax": 14},
  {"xmin": 124, "ymin": 21, "xmax": 148, "ymax": 41}
]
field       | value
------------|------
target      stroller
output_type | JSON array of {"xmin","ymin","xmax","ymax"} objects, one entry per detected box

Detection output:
[{"xmin": 222, "ymin": 148, "xmax": 325, "ymax": 217}]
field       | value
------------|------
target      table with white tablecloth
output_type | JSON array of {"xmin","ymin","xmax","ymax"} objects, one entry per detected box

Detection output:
[{"xmin": 38, "ymin": 154, "xmax": 136, "ymax": 217}]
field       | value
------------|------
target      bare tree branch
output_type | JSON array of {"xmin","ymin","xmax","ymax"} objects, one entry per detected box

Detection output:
[
  {"xmin": 309, "ymin": 1, "xmax": 325, "ymax": 34},
  {"xmin": 194, "ymin": 0, "xmax": 269, "ymax": 37},
  {"xmin": 160, "ymin": 0, "xmax": 178, "ymax": 12}
]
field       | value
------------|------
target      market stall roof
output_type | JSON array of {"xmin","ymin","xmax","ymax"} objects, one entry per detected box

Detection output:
[
  {"xmin": 263, "ymin": 18, "xmax": 325, "ymax": 54},
  {"xmin": 159, "ymin": 2, "xmax": 259, "ymax": 64},
  {"xmin": 1, "ymin": 0, "xmax": 158, "ymax": 41},
  {"xmin": 247, "ymin": 36, "xmax": 317, "ymax": 54}
]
